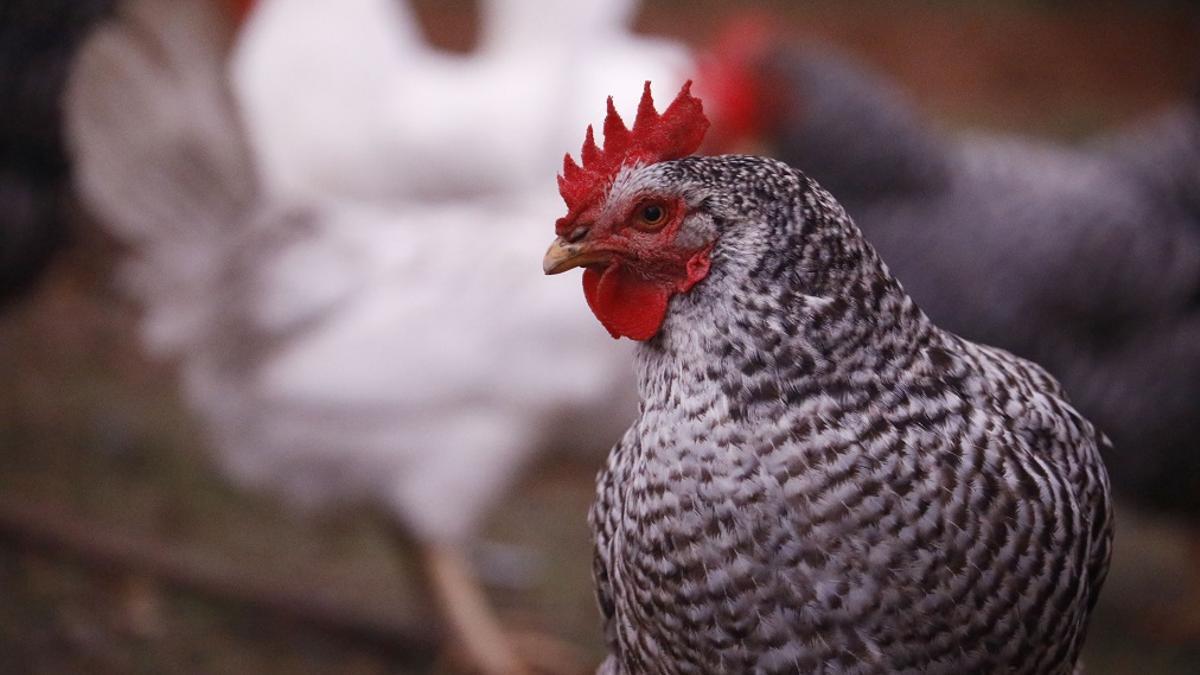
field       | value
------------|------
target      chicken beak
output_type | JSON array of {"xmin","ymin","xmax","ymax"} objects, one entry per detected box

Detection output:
[{"xmin": 543, "ymin": 237, "xmax": 609, "ymax": 275}]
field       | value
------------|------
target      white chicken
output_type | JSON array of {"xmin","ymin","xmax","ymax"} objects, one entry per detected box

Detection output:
[{"xmin": 66, "ymin": 0, "xmax": 694, "ymax": 672}]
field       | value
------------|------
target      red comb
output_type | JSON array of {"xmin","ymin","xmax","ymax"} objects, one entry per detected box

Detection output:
[
  {"xmin": 224, "ymin": 0, "xmax": 256, "ymax": 26},
  {"xmin": 696, "ymin": 14, "xmax": 779, "ymax": 152},
  {"xmin": 556, "ymin": 81, "xmax": 709, "ymax": 235}
]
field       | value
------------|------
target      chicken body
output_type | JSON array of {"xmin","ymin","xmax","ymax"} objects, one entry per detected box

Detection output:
[
  {"xmin": 69, "ymin": 0, "xmax": 642, "ymax": 556},
  {"xmin": 558, "ymin": 155, "xmax": 1112, "ymax": 673},
  {"xmin": 174, "ymin": 196, "xmax": 635, "ymax": 543}
]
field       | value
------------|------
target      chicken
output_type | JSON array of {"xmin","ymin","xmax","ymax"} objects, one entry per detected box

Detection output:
[
  {"xmin": 231, "ymin": 0, "xmax": 692, "ymax": 204},
  {"xmin": 65, "ymin": 0, "xmax": 666, "ymax": 671},
  {"xmin": 0, "ymin": 0, "xmax": 115, "ymax": 302},
  {"xmin": 543, "ymin": 83, "xmax": 1112, "ymax": 673}
]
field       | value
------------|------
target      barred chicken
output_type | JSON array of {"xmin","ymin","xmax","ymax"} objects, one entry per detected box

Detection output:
[{"xmin": 544, "ymin": 83, "xmax": 1112, "ymax": 674}]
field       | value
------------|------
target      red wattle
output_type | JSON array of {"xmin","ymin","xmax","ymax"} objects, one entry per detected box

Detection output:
[{"xmin": 583, "ymin": 264, "xmax": 672, "ymax": 341}]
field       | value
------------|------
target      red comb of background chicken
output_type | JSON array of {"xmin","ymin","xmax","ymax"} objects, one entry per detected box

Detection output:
[
  {"xmin": 556, "ymin": 81, "xmax": 709, "ymax": 235},
  {"xmin": 696, "ymin": 14, "xmax": 779, "ymax": 153},
  {"xmin": 224, "ymin": 0, "xmax": 256, "ymax": 25}
]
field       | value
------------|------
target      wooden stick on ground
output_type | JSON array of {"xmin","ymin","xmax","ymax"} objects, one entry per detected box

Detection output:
[{"xmin": 0, "ymin": 496, "xmax": 440, "ymax": 657}]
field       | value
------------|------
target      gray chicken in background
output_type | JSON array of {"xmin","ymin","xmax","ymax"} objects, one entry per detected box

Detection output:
[
  {"xmin": 0, "ymin": 0, "xmax": 115, "ymax": 302},
  {"xmin": 1094, "ymin": 88, "xmax": 1200, "ymax": 223},
  {"xmin": 705, "ymin": 42, "xmax": 1200, "ymax": 528},
  {"xmin": 1077, "ymin": 94, "xmax": 1200, "ymax": 522}
]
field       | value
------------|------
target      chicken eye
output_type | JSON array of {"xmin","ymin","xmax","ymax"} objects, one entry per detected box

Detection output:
[{"xmin": 634, "ymin": 202, "xmax": 668, "ymax": 230}]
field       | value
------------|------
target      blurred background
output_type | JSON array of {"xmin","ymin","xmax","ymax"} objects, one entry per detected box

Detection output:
[{"xmin": 2, "ymin": 0, "xmax": 1199, "ymax": 673}]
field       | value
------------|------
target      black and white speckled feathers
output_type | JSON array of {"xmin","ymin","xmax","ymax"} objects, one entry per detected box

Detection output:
[{"xmin": 589, "ymin": 155, "xmax": 1112, "ymax": 674}]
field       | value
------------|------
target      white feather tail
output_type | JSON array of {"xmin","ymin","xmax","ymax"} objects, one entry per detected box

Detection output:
[{"xmin": 66, "ymin": 0, "xmax": 257, "ymax": 356}]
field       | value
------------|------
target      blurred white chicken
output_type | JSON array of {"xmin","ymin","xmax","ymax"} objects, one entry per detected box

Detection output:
[
  {"xmin": 66, "ymin": 0, "xmax": 693, "ymax": 672},
  {"xmin": 232, "ymin": 0, "xmax": 693, "ymax": 203}
]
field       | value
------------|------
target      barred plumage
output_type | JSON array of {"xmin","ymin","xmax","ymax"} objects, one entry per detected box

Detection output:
[{"xmin": 579, "ymin": 156, "xmax": 1111, "ymax": 674}]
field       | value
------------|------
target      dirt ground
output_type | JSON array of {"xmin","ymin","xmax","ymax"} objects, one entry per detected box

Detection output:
[{"xmin": 3, "ymin": 1, "xmax": 1200, "ymax": 673}]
